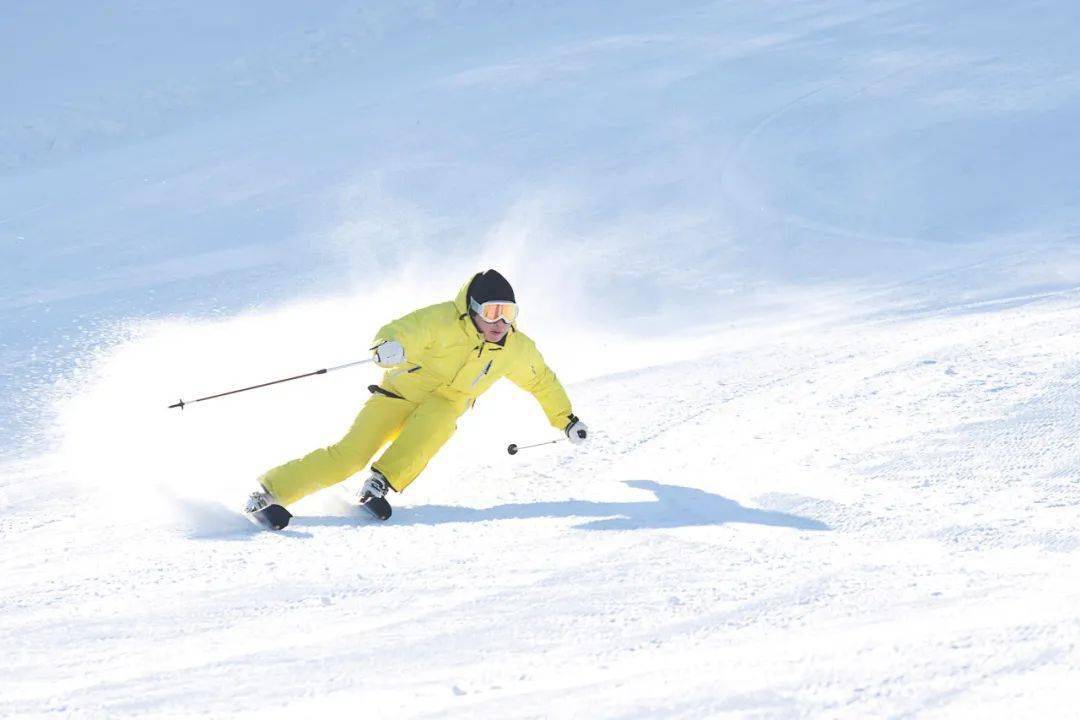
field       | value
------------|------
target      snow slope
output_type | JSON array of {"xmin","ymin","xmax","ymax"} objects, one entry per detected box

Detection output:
[{"xmin": 3, "ymin": 1, "xmax": 1080, "ymax": 717}]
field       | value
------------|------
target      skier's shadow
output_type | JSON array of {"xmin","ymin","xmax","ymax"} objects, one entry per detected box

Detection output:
[{"xmin": 325, "ymin": 480, "xmax": 829, "ymax": 532}]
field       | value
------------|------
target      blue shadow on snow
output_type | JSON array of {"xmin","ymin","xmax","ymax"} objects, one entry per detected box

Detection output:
[{"xmin": 300, "ymin": 480, "xmax": 830, "ymax": 532}]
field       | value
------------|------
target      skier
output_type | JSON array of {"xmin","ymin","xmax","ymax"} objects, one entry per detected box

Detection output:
[{"xmin": 244, "ymin": 269, "xmax": 589, "ymax": 529}]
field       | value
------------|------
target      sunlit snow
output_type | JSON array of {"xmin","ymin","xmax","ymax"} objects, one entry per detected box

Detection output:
[{"xmin": 2, "ymin": 1, "xmax": 1080, "ymax": 717}]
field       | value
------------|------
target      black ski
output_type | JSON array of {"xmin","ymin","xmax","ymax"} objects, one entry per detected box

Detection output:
[
  {"xmin": 360, "ymin": 496, "xmax": 392, "ymax": 521},
  {"xmin": 250, "ymin": 503, "xmax": 293, "ymax": 531}
]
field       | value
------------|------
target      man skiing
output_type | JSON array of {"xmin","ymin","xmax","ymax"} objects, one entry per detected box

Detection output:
[{"xmin": 244, "ymin": 269, "xmax": 588, "ymax": 529}]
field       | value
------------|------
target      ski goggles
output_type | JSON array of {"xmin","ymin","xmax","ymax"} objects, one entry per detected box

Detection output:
[{"xmin": 469, "ymin": 298, "xmax": 519, "ymax": 324}]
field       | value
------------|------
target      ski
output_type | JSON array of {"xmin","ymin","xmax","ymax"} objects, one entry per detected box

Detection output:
[
  {"xmin": 248, "ymin": 503, "xmax": 293, "ymax": 531},
  {"xmin": 360, "ymin": 495, "xmax": 392, "ymax": 521}
]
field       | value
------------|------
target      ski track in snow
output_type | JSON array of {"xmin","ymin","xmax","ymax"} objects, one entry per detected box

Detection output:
[{"xmin": 4, "ymin": 290, "xmax": 1080, "ymax": 718}]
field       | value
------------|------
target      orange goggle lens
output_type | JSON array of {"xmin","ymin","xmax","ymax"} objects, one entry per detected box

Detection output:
[{"xmin": 470, "ymin": 299, "xmax": 518, "ymax": 323}]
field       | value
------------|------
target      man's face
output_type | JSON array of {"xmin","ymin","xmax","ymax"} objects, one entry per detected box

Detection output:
[{"xmin": 472, "ymin": 313, "xmax": 510, "ymax": 343}]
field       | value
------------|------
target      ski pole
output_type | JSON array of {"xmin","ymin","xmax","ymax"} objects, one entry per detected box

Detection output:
[
  {"xmin": 168, "ymin": 358, "xmax": 374, "ymax": 410},
  {"xmin": 507, "ymin": 438, "xmax": 565, "ymax": 455}
]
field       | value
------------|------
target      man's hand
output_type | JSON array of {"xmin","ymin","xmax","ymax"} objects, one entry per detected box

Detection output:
[
  {"xmin": 372, "ymin": 340, "xmax": 406, "ymax": 368},
  {"xmin": 565, "ymin": 416, "xmax": 588, "ymax": 445}
]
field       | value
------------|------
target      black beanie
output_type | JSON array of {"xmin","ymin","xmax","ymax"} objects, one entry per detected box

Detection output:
[{"xmin": 468, "ymin": 269, "xmax": 516, "ymax": 305}]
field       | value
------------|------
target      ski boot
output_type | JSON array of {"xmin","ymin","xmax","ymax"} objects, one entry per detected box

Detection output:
[
  {"xmin": 354, "ymin": 470, "xmax": 393, "ymax": 521},
  {"xmin": 244, "ymin": 486, "xmax": 293, "ymax": 530}
]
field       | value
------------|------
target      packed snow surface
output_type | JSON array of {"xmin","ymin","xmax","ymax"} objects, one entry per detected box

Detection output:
[{"xmin": 3, "ymin": 1, "xmax": 1080, "ymax": 717}]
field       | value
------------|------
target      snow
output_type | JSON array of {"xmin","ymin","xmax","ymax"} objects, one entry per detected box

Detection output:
[{"xmin": 3, "ymin": 1, "xmax": 1080, "ymax": 717}]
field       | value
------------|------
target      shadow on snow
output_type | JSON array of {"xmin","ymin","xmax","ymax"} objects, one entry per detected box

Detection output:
[{"xmin": 301, "ymin": 480, "xmax": 831, "ymax": 532}]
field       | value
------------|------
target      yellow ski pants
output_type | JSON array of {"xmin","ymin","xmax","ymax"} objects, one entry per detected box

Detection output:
[{"xmin": 259, "ymin": 392, "xmax": 460, "ymax": 506}]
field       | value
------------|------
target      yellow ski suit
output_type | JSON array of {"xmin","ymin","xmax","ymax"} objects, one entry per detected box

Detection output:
[{"xmin": 260, "ymin": 277, "xmax": 575, "ymax": 505}]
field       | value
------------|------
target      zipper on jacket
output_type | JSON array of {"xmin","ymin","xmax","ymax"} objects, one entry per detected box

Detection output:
[{"xmin": 471, "ymin": 359, "xmax": 494, "ymax": 387}]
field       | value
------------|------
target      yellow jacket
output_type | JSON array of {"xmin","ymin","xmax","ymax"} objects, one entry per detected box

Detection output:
[{"xmin": 370, "ymin": 278, "xmax": 574, "ymax": 429}]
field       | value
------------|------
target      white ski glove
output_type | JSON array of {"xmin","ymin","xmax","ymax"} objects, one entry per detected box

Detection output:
[
  {"xmin": 372, "ymin": 340, "xmax": 406, "ymax": 368},
  {"xmin": 565, "ymin": 416, "xmax": 588, "ymax": 445}
]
